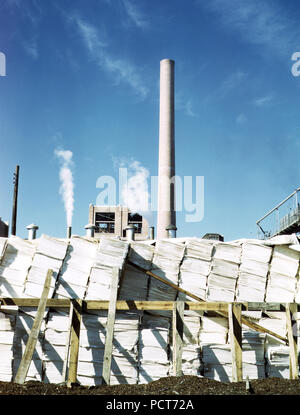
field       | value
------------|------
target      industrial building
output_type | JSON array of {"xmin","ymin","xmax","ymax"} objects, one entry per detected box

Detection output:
[
  {"xmin": 0, "ymin": 218, "xmax": 8, "ymax": 237},
  {"xmin": 88, "ymin": 204, "xmax": 149, "ymax": 240}
]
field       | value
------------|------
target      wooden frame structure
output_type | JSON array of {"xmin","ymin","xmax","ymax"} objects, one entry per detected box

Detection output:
[
  {"xmin": 1, "ymin": 297, "xmax": 298, "ymax": 385},
  {"xmin": 1, "ymin": 267, "xmax": 299, "ymax": 385}
]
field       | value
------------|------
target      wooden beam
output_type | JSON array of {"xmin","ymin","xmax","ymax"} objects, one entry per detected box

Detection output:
[
  {"xmin": 228, "ymin": 303, "xmax": 243, "ymax": 383},
  {"xmin": 286, "ymin": 303, "xmax": 298, "ymax": 380},
  {"xmin": 62, "ymin": 300, "xmax": 74, "ymax": 382},
  {"xmin": 14, "ymin": 269, "xmax": 53, "ymax": 384},
  {"xmin": 0, "ymin": 298, "xmax": 71, "ymax": 307},
  {"xmin": 172, "ymin": 301, "xmax": 184, "ymax": 376},
  {"xmin": 85, "ymin": 300, "xmax": 245, "ymax": 312},
  {"xmin": 127, "ymin": 260, "xmax": 288, "ymax": 344},
  {"xmin": 67, "ymin": 299, "xmax": 82, "ymax": 387},
  {"xmin": 102, "ymin": 267, "xmax": 120, "ymax": 385}
]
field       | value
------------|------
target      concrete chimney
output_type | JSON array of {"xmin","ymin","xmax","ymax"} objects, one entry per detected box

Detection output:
[
  {"xmin": 67, "ymin": 226, "xmax": 72, "ymax": 239},
  {"xmin": 85, "ymin": 223, "xmax": 96, "ymax": 238},
  {"xmin": 157, "ymin": 59, "xmax": 176, "ymax": 239},
  {"xmin": 26, "ymin": 223, "xmax": 39, "ymax": 240}
]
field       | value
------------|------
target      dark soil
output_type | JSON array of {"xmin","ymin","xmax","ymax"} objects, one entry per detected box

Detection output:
[{"xmin": 1, "ymin": 376, "xmax": 300, "ymax": 395}]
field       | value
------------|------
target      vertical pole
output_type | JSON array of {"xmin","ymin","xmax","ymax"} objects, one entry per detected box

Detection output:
[
  {"xmin": 228, "ymin": 303, "xmax": 243, "ymax": 382},
  {"xmin": 286, "ymin": 303, "xmax": 298, "ymax": 380},
  {"xmin": 14, "ymin": 269, "xmax": 52, "ymax": 384},
  {"xmin": 11, "ymin": 165, "xmax": 19, "ymax": 236},
  {"xmin": 67, "ymin": 299, "xmax": 82, "ymax": 387},
  {"xmin": 172, "ymin": 301, "xmax": 184, "ymax": 376},
  {"xmin": 102, "ymin": 267, "xmax": 120, "ymax": 385}
]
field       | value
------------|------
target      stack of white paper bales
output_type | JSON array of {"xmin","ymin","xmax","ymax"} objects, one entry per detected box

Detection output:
[
  {"xmin": 55, "ymin": 237, "xmax": 97, "ymax": 299},
  {"xmin": 77, "ymin": 311, "xmax": 140, "ymax": 385},
  {"xmin": 148, "ymin": 240, "xmax": 185, "ymax": 317},
  {"xmin": 0, "ymin": 236, "xmax": 35, "ymax": 297},
  {"xmin": 24, "ymin": 235, "xmax": 68, "ymax": 298},
  {"xmin": 77, "ymin": 311, "xmax": 106, "ymax": 386},
  {"xmin": 138, "ymin": 314, "xmax": 170, "ymax": 383},
  {"xmin": 265, "ymin": 246, "xmax": 299, "ymax": 302},
  {"xmin": 240, "ymin": 329, "xmax": 266, "ymax": 379},
  {"xmin": 43, "ymin": 310, "xmax": 70, "ymax": 383},
  {"xmin": 118, "ymin": 242, "xmax": 154, "ymax": 301},
  {"xmin": 13, "ymin": 312, "xmax": 45, "ymax": 382},
  {"xmin": 85, "ymin": 238, "xmax": 129, "ymax": 301},
  {"xmin": 0, "ymin": 312, "xmax": 15, "ymax": 381},
  {"xmin": 200, "ymin": 316, "xmax": 230, "ymax": 381},
  {"xmin": 207, "ymin": 243, "xmax": 241, "ymax": 302},
  {"xmin": 178, "ymin": 239, "xmax": 214, "ymax": 302},
  {"xmin": 180, "ymin": 313, "xmax": 201, "ymax": 375},
  {"xmin": 237, "ymin": 242, "xmax": 272, "ymax": 303},
  {"xmin": 202, "ymin": 328, "xmax": 265, "ymax": 381},
  {"xmin": 258, "ymin": 315, "xmax": 290, "ymax": 378}
]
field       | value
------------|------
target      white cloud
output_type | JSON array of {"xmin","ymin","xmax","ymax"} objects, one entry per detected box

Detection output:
[
  {"xmin": 236, "ymin": 113, "xmax": 248, "ymax": 124},
  {"xmin": 22, "ymin": 39, "xmax": 38, "ymax": 60},
  {"xmin": 73, "ymin": 16, "xmax": 148, "ymax": 100},
  {"xmin": 122, "ymin": 0, "xmax": 148, "ymax": 29},
  {"xmin": 253, "ymin": 94, "xmax": 274, "ymax": 107},
  {"xmin": 200, "ymin": 0, "xmax": 300, "ymax": 58},
  {"xmin": 204, "ymin": 70, "xmax": 248, "ymax": 103},
  {"xmin": 176, "ymin": 94, "xmax": 197, "ymax": 117}
]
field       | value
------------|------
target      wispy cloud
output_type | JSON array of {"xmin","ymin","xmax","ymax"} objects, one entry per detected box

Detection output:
[
  {"xmin": 176, "ymin": 94, "xmax": 197, "ymax": 117},
  {"xmin": 236, "ymin": 113, "xmax": 247, "ymax": 124},
  {"xmin": 73, "ymin": 16, "xmax": 148, "ymax": 99},
  {"xmin": 199, "ymin": 0, "xmax": 300, "ymax": 57},
  {"xmin": 204, "ymin": 70, "xmax": 248, "ymax": 103},
  {"xmin": 122, "ymin": 0, "xmax": 148, "ymax": 29},
  {"xmin": 253, "ymin": 94, "xmax": 274, "ymax": 107},
  {"xmin": 22, "ymin": 38, "xmax": 38, "ymax": 60}
]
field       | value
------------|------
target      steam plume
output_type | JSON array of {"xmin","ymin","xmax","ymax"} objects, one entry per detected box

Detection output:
[
  {"xmin": 121, "ymin": 159, "xmax": 151, "ymax": 220},
  {"xmin": 54, "ymin": 149, "xmax": 74, "ymax": 227}
]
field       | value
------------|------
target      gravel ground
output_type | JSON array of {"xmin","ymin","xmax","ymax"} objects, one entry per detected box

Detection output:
[{"xmin": 1, "ymin": 375, "xmax": 300, "ymax": 395}]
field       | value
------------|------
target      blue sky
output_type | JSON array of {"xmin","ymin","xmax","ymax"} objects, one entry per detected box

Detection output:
[{"xmin": 1, "ymin": 0, "xmax": 300, "ymax": 241}]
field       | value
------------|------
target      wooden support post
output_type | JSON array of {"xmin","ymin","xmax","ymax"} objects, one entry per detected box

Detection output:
[
  {"xmin": 62, "ymin": 300, "xmax": 74, "ymax": 382},
  {"xmin": 172, "ymin": 301, "xmax": 184, "ymax": 376},
  {"xmin": 286, "ymin": 303, "xmax": 298, "ymax": 379},
  {"xmin": 14, "ymin": 269, "xmax": 52, "ymax": 384},
  {"xmin": 67, "ymin": 299, "xmax": 82, "ymax": 387},
  {"xmin": 102, "ymin": 267, "xmax": 120, "ymax": 385},
  {"xmin": 228, "ymin": 303, "xmax": 243, "ymax": 382}
]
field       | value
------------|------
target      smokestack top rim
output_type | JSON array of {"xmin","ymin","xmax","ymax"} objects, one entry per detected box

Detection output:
[
  {"xmin": 84, "ymin": 223, "xmax": 96, "ymax": 229},
  {"xmin": 160, "ymin": 58, "xmax": 174, "ymax": 64},
  {"xmin": 26, "ymin": 223, "xmax": 39, "ymax": 230},
  {"xmin": 165, "ymin": 224, "xmax": 177, "ymax": 230},
  {"xmin": 126, "ymin": 224, "xmax": 135, "ymax": 230}
]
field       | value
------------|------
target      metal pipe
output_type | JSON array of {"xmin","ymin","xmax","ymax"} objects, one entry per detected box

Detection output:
[
  {"xmin": 11, "ymin": 165, "xmax": 19, "ymax": 236},
  {"xmin": 26, "ymin": 224, "xmax": 39, "ymax": 241},
  {"xmin": 126, "ymin": 224, "xmax": 135, "ymax": 241},
  {"xmin": 85, "ymin": 223, "xmax": 96, "ymax": 238},
  {"xmin": 166, "ymin": 224, "xmax": 177, "ymax": 238},
  {"xmin": 67, "ymin": 226, "xmax": 72, "ymax": 239},
  {"xmin": 149, "ymin": 226, "xmax": 155, "ymax": 239}
]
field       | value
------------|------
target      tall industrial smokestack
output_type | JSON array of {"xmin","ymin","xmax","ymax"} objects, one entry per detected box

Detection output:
[
  {"xmin": 67, "ymin": 226, "xmax": 72, "ymax": 239},
  {"xmin": 157, "ymin": 59, "xmax": 176, "ymax": 239}
]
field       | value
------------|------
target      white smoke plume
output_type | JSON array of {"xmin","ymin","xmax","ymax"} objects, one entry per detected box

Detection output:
[
  {"xmin": 120, "ymin": 159, "xmax": 150, "ymax": 217},
  {"xmin": 54, "ymin": 149, "xmax": 74, "ymax": 227}
]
